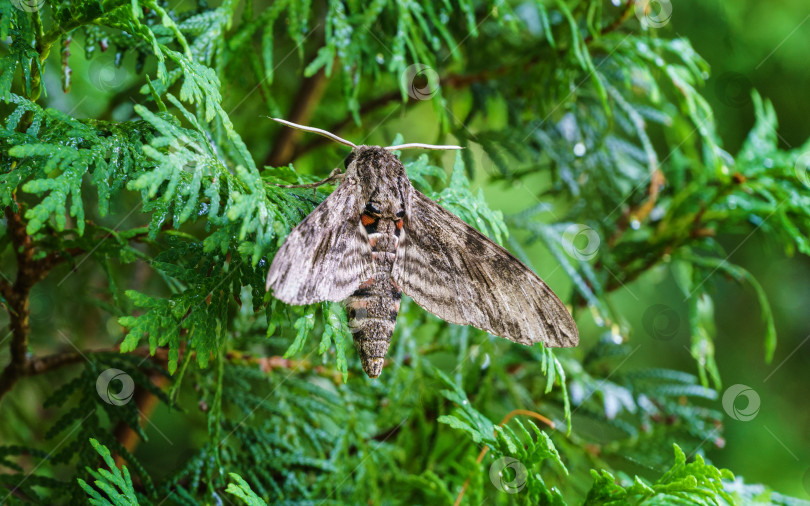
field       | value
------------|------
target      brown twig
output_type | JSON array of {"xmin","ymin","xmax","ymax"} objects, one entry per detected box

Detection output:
[
  {"xmin": 4, "ymin": 343, "xmax": 340, "ymax": 381},
  {"xmin": 275, "ymin": 166, "xmax": 345, "ymax": 189},
  {"xmin": 585, "ymin": 0, "xmax": 636, "ymax": 44},
  {"xmin": 0, "ymin": 205, "xmax": 40, "ymax": 400},
  {"xmin": 265, "ymin": 67, "xmax": 331, "ymax": 167},
  {"xmin": 608, "ymin": 168, "xmax": 666, "ymax": 247}
]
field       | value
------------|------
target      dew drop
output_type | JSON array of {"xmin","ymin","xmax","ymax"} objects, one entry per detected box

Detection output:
[
  {"xmin": 481, "ymin": 353, "xmax": 491, "ymax": 370},
  {"xmin": 573, "ymin": 142, "xmax": 586, "ymax": 157}
]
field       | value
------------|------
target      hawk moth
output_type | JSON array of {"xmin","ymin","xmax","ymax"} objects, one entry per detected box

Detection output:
[{"xmin": 266, "ymin": 119, "xmax": 578, "ymax": 378}]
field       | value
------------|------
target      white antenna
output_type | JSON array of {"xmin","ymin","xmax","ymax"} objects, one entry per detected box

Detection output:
[
  {"xmin": 385, "ymin": 143, "xmax": 463, "ymax": 151},
  {"xmin": 271, "ymin": 118, "xmax": 357, "ymax": 148},
  {"xmin": 271, "ymin": 118, "xmax": 463, "ymax": 151}
]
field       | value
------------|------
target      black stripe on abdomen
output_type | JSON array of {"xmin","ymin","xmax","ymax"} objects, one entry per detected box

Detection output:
[{"xmin": 346, "ymin": 278, "xmax": 401, "ymax": 378}]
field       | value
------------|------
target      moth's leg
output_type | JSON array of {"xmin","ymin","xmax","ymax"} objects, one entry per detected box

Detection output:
[{"xmin": 276, "ymin": 167, "xmax": 345, "ymax": 189}]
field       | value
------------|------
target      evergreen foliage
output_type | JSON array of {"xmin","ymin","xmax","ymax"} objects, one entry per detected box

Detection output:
[{"xmin": 1, "ymin": 0, "xmax": 808, "ymax": 504}]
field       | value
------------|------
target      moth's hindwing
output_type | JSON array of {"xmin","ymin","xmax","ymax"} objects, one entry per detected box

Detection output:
[
  {"xmin": 266, "ymin": 180, "xmax": 374, "ymax": 304},
  {"xmin": 392, "ymin": 189, "xmax": 579, "ymax": 348}
]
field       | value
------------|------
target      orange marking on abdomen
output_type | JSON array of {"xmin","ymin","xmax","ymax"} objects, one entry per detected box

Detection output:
[
  {"xmin": 396, "ymin": 219, "xmax": 403, "ymax": 230},
  {"xmin": 361, "ymin": 214, "xmax": 376, "ymax": 226}
]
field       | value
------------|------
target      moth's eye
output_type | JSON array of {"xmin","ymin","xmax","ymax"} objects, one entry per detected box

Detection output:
[
  {"xmin": 395, "ymin": 210, "xmax": 405, "ymax": 218},
  {"xmin": 343, "ymin": 152, "xmax": 357, "ymax": 169},
  {"xmin": 365, "ymin": 202, "xmax": 381, "ymax": 215}
]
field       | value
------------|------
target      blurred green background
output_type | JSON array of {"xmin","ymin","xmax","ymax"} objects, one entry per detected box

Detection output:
[
  {"xmin": 673, "ymin": 0, "xmax": 810, "ymax": 495},
  {"xmin": 7, "ymin": 0, "xmax": 810, "ymax": 500}
]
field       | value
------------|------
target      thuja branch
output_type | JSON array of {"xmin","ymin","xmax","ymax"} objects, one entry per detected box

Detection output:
[
  {"xmin": 601, "ymin": 175, "xmax": 754, "ymax": 292},
  {"xmin": 1, "ymin": 344, "xmax": 345, "ymax": 382},
  {"xmin": 454, "ymin": 409, "xmax": 555, "ymax": 506},
  {"xmin": 289, "ymin": 6, "xmax": 637, "ymax": 162}
]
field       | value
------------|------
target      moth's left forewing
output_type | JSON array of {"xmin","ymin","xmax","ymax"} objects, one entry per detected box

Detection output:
[
  {"xmin": 266, "ymin": 179, "xmax": 373, "ymax": 305},
  {"xmin": 392, "ymin": 189, "xmax": 578, "ymax": 347}
]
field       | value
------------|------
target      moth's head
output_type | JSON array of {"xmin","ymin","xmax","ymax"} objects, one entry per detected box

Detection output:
[
  {"xmin": 343, "ymin": 146, "xmax": 406, "ymax": 183},
  {"xmin": 343, "ymin": 146, "xmax": 409, "ymax": 217}
]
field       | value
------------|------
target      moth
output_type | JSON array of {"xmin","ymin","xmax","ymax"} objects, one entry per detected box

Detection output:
[{"xmin": 266, "ymin": 119, "xmax": 578, "ymax": 378}]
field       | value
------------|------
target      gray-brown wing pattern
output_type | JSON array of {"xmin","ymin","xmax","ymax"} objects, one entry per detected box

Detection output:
[
  {"xmin": 266, "ymin": 180, "xmax": 373, "ymax": 304},
  {"xmin": 392, "ymin": 189, "xmax": 578, "ymax": 347}
]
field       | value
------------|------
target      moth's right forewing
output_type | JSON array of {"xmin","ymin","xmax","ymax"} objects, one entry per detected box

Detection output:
[
  {"xmin": 392, "ymin": 189, "xmax": 578, "ymax": 347},
  {"xmin": 267, "ymin": 180, "xmax": 373, "ymax": 305}
]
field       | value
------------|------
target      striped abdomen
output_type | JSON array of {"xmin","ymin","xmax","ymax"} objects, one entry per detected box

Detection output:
[{"xmin": 346, "ymin": 217, "xmax": 402, "ymax": 378}]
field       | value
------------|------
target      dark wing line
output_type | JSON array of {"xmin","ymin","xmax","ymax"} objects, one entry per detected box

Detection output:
[
  {"xmin": 392, "ymin": 189, "xmax": 578, "ymax": 347},
  {"xmin": 266, "ymin": 180, "xmax": 373, "ymax": 304}
]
